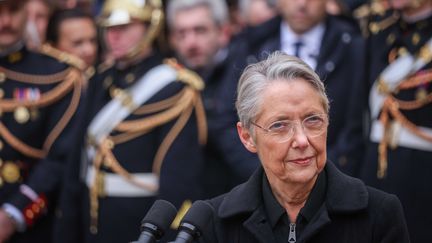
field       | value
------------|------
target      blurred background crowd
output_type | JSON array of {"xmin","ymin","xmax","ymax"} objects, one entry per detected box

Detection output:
[{"xmin": 0, "ymin": 0, "xmax": 431, "ymax": 242}]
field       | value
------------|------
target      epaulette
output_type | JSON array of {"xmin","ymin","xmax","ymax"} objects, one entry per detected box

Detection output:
[
  {"xmin": 39, "ymin": 44, "xmax": 87, "ymax": 71},
  {"xmin": 368, "ymin": 10, "xmax": 399, "ymax": 35},
  {"xmin": 353, "ymin": 1, "xmax": 397, "ymax": 37},
  {"xmin": 164, "ymin": 58, "xmax": 205, "ymax": 91},
  {"xmin": 354, "ymin": 0, "xmax": 389, "ymax": 19}
]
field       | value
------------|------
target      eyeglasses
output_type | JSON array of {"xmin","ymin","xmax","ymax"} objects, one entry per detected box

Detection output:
[{"xmin": 251, "ymin": 114, "xmax": 328, "ymax": 143}]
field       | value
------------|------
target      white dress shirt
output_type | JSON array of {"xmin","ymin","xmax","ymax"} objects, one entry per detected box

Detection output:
[{"xmin": 280, "ymin": 21, "xmax": 325, "ymax": 70}]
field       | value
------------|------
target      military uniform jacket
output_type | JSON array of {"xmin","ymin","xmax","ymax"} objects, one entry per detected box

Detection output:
[
  {"xmin": 0, "ymin": 45, "xmax": 83, "ymax": 242},
  {"xmin": 225, "ymin": 16, "xmax": 367, "ymax": 176},
  {"xmin": 54, "ymin": 52, "xmax": 206, "ymax": 243},
  {"xmin": 360, "ymin": 12, "xmax": 432, "ymax": 243},
  {"xmin": 201, "ymin": 162, "xmax": 410, "ymax": 243}
]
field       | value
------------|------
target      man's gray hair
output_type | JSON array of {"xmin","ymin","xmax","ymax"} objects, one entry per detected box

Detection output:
[
  {"xmin": 238, "ymin": 0, "xmax": 276, "ymax": 19},
  {"xmin": 236, "ymin": 51, "xmax": 330, "ymax": 129},
  {"xmin": 166, "ymin": 0, "xmax": 228, "ymax": 27}
]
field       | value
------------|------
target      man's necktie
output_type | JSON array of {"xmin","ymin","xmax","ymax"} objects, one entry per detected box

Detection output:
[{"xmin": 293, "ymin": 41, "xmax": 303, "ymax": 58}]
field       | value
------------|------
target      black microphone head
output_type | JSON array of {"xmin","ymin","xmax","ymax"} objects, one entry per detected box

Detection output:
[
  {"xmin": 141, "ymin": 199, "xmax": 178, "ymax": 239},
  {"xmin": 179, "ymin": 200, "xmax": 214, "ymax": 238}
]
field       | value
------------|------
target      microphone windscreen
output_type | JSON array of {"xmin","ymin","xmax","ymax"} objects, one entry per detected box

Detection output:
[
  {"xmin": 181, "ymin": 200, "xmax": 214, "ymax": 232},
  {"xmin": 142, "ymin": 199, "xmax": 178, "ymax": 233}
]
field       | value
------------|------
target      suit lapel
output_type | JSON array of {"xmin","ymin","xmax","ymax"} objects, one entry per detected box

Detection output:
[{"xmin": 316, "ymin": 17, "xmax": 348, "ymax": 81}]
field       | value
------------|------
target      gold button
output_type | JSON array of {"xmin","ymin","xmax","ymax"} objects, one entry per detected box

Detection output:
[
  {"xmin": 1, "ymin": 162, "xmax": 20, "ymax": 183},
  {"xmin": 125, "ymin": 73, "xmax": 135, "ymax": 84},
  {"xmin": 0, "ymin": 88, "xmax": 4, "ymax": 98},
  {"xmin": 0, "ymin": 72, "xmax": 5, "ymax": 82}
]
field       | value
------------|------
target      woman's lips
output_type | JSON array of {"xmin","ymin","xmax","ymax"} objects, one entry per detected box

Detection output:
[{"xmin": 287, "ymin": 156, "xmax": 313, "ymax": 165}]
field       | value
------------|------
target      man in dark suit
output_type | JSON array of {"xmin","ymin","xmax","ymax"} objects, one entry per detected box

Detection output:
[
  {"xmin": 225, "ymin": 0, "xmax": 367, "ymax": 176},
  {"xmin": 167, "ymin": 0, "xmax": 259, "ymax": 198},
  {"xmin": 0, "ymin": 0, "xmax": 84, "ymax": 242}
]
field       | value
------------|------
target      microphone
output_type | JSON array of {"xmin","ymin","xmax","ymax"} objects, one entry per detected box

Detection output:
[
  {"xmin": 170, "ymin": 200, "xmax": 214, "ymax": 243},
  {"xmin": 132, "ymin": 199, "xmax": 178, "ymax": 243}
]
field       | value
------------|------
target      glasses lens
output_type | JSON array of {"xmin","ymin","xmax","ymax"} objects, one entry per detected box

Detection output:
[
  {"xmin": 271, "ymin": 114, "xmax": 327, "ymax": 143},
  {"xmin": 302, "ymin": 114, "xmax": 327, "ymax": 137}
]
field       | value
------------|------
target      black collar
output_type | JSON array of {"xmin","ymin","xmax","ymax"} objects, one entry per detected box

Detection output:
[
  {"xmin": 262, "ymin": 170, "xmax": 327, "ymax": 227},
  {"xmin": 218, "ymin": 161, "xmax": 368, "ymax": 219}
]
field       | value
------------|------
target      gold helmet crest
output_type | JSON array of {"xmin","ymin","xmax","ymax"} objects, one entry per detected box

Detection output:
[
  {"xmin": 99, "ymin": 0, "xmax": 164, "ymax": 60},
  {"xmin": 100, "ymin": 0, "xmax": 162, "ymax": 27}
]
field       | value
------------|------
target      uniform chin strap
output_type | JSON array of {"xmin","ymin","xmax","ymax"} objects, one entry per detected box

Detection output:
[{"xmin": 122, "ymin": 7, "xmax": 164, "ymax": 63}]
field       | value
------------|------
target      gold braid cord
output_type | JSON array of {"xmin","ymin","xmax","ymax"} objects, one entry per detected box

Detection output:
[
  {"xmin": 0, "ymin": 68, "xmax": 82, "ymax": 159},
  {"xmin": 0, "ymin": 66, "xmax": 69, "ymax": 84},
  {"xmin": 89, "ymin": 60, "xmax": 207, "ymax": 233},
  {"xmin": 377, "ymin": 68, "xmax": 432, "ymax": 178},
  {"xmin": 39, "ymin": 44, "xmax": 87, "ymax": 71}
]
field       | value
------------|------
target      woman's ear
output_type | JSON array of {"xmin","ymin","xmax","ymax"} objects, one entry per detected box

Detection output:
[{"xmin": 237, "ymin": 122, "xmax": 257, "ymax": 153}]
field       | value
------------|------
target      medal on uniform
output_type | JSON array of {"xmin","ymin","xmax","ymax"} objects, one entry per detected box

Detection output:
[
  {"xmin": 14, "ymin": 106, "xmax": 30, "ymax": 124},
  {"xmin": 1, "ymin": 161, "xmax": 20, "ymax": 183}
]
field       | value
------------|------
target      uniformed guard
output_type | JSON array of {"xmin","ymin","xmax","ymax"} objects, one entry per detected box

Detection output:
[
  {"xmin": 360, "ymin": 0, "xmax": 432, "ymax": 242},
  {"xmin": 53, "ymin": 0, "xmax": 207, "ymax": 242},
  {"xmin": 0, "ymin": 0, "xmax": 84, "ymax": 242}
]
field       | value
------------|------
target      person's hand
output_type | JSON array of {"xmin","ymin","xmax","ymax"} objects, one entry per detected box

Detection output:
[{"xmin": 0, "ymin": 209, "xmax": 16, "ymax": 243}]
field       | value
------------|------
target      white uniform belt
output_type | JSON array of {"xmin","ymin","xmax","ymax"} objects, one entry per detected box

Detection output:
[
  {"xmin": 370, "ymin": 121, "xmax": 432, "ymax": 152},
  {"xmin": 85, "ymin": 166, "xmax": 158, "ymax": 197}
]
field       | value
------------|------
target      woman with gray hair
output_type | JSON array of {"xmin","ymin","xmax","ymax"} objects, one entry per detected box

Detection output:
[{"xmin": 199, "ymin": 52, "xmax": 410, "ymax": 243}]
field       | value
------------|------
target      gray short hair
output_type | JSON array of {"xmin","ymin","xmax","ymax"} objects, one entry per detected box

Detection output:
[
  {"xmin": 236, "ymin": 51, "xmax": 330, "ymax": 129},
  {"xmin": 166, "ymin": 0, "xmax": 228, "ymax": 27}
]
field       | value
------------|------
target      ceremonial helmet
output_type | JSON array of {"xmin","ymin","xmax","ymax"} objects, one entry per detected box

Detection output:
[{"xmin": 99, "ymin": 0, "xmax": 164, "ymax": 58}]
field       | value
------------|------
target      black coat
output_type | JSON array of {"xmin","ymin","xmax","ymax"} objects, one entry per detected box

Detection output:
[
  {"xmin": 223, "ymin": 16, "xmax": 367, "ymax": 176},
  {"xmin": 202, "ymin": 162, "xmax": 410, "ymax": 243}
]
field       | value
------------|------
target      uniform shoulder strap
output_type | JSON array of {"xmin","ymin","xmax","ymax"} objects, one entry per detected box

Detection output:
[
  {"xmin": 39, "ymin": 43, "xmax": 87, "ymax": 71},
  {"xmin": 164, "ymin": 58, "xmax": 205, "ymax": 91}
]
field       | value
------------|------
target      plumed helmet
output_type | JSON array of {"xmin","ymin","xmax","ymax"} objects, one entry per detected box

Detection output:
[
  {"xmin": 99, "ymin": 0, "xmax": 164, "ymax": 60},
  {"xmin": 99, "ymin": 0, "xmax": 162, "ymax": 27}
]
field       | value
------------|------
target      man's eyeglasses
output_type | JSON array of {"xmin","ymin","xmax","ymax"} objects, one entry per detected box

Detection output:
[{"xmin": 251, "ymin": 114, "xmax": 328, "ymax": 143}]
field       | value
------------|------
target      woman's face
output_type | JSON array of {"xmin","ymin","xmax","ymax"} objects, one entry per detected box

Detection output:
[{"xmin": 238, "ymin": 78, "xmax": 327, "ymax": 185}]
